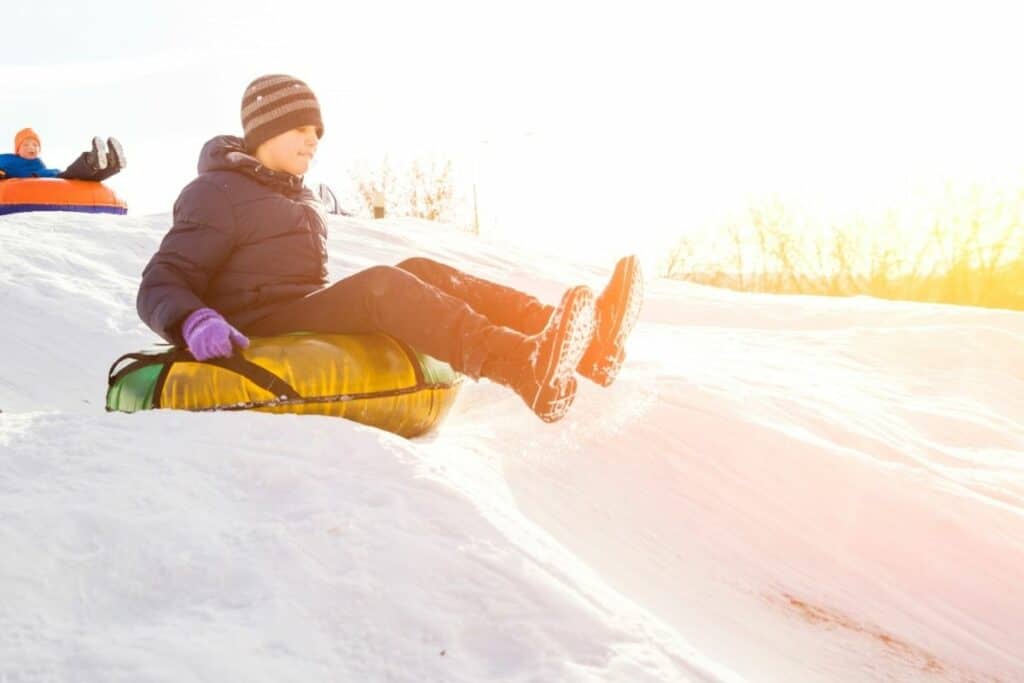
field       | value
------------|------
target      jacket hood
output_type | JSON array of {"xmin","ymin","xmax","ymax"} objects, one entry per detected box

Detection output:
[{"xmin": 197, "ymin": 135, "xmax": 305, "ymax": 195}]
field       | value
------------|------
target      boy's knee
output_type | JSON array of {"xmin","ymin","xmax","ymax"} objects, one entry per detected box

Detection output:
[
  {"xmin": 395, "ymin": 256, "xmax": 435, "ymax": 277},
  {"xmin": 359, "ymin": 265, "xmax": 411, "ymax": 299}
]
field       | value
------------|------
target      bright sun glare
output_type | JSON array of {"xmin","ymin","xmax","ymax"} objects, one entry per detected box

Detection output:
[{"xmin": 5, "ymin": 2, "xmax": 1024, "ymax": 273}]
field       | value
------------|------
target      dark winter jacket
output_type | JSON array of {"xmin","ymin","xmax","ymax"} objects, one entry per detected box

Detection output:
[
  {"xmin": 0, "ymin": 154, "xmax": 61, "ymax": 178},
  {"xmin": 137, "ymin": 135, "xmax": 328, "ymax": 344}
]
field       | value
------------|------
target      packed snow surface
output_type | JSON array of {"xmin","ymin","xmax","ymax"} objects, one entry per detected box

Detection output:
[{"xmin": 1, "ymin": 211, "xmax": 1022, "ymax": 682}]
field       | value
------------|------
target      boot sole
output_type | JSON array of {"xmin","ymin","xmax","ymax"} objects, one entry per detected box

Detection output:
[
  {"xmin": 607, "ymin": 255, "xmax": 643, "ymax": 350},
  {"xmin": 580, "ymin": 255, "xmax": 644, "ymax": 386},
  {"xmin": 90, "ymin": 136, "xmax": 108, "ymax": 171},
  {"xmin": 107, "ymin": 137, "xmax": 126, "ymax": 170},
  {"xmin": 533, "ymin": 286, "xmax": 596, "ymax": 422}
]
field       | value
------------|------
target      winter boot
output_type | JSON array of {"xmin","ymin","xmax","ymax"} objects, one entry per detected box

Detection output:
[
  {"xmin": 481, "ymin": 285, "xmax": 596, "ymax": 423},
  {"xmin": 86, "ymin": 136, "xmax": 108, "ymax": 171},
  {"xmin": 106, "ymin": 137, "xmax": 126, "ymax": 170},
  {"xmin": 577, "ymin": 255, "xmax": 644, "ymax": 387}
]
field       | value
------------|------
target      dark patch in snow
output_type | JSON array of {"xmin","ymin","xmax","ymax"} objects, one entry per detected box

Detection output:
[{"xmin": 769, "ymin": 592, "xmax": 1004, "ymax": 682}]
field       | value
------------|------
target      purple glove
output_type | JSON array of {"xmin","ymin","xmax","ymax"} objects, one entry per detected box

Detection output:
[{"xmin": 181, "ymin": 307, "xmax": 249, "ymax": 361}]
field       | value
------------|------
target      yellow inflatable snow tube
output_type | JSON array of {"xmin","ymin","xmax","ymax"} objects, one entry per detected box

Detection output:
[{"xmin": 106, "ymin": 333, "xmax": 463, "ymax": 438}]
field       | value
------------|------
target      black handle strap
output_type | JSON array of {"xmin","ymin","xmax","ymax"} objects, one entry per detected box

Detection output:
[
  {"xmin": 107, "ymin": 350, "xmax": 175, "ymax": 388},
  {"xmin": 203, "ymin": 354, "xmax": 302, "ymax": 400},
  {"xmin": 107, "ymin": 347, "xmax": 301, "ymax": 400}
]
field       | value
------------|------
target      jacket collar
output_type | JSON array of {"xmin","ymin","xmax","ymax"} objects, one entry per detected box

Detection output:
[{"xmin": 197, "ymin": 135, "xmax": 305, "ymax": 195}]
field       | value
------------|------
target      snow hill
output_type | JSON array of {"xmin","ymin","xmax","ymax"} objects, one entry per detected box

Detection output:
[{"xmin": 1, "ymin": 210, "xmax": 1022, "ymax": 682}]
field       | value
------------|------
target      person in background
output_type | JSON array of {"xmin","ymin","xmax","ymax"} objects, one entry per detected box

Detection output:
[
  {"xmin": 136, "ymin": 75, "xmax": 643, "ymax": 423},
  {"xmin": 0, "ymin": 128, "xmax": 126, "ymax": 181}
]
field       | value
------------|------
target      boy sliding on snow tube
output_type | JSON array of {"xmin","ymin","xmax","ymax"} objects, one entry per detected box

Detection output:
[
  {"xmin": 0, "ymin": 128, "xmax": 126, "ymax": 181},
  {"xmin": 136, "ymin": 74, "xmax": 643, "ymax": 423}
]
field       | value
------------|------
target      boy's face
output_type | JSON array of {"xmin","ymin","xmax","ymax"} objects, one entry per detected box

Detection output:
[
  {"xmin": 255, "ymin": 125, "xmax": 319, "ymax": 176},
  {"xmin": 17, "ymin": 139, "xmax": 40, "ymax": 159}
]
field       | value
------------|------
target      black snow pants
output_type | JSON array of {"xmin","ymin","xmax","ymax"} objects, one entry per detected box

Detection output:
[
  {"xmin": 59, "ymin": 153, "xmax": 119, "ymax": 182},
  {"xmin": 244, "ymin": 257, "xmax": 556, "ymax": 378}
]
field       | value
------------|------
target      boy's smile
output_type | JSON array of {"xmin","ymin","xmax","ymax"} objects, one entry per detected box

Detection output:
[
  {"xmin": 255, "ymin": 125, "xmax": 319, "ymax": 177},
  {"xmin": 17, "ymin": 139, "xmax": 41, "ymax": 160}
]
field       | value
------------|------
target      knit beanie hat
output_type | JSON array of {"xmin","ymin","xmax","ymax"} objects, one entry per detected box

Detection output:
[
  {"xmin": 241, "ymin": 75, "xmax": 324, "ymax": 152},
  {"xmin": 14, "ymin": 127, "xmax": 40, "ymax": 153}
]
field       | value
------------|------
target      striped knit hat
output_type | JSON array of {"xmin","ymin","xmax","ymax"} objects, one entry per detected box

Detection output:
[{"xmin": 241, "ymin": 74, "xmax": 324, "ymax": 152}]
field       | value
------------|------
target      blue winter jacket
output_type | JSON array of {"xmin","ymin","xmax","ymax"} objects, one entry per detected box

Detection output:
[
  {"xmin": 136, "ymin": 135, "xmax": 328, "ymax": 344},
  {"xmin": 0, "ymin": 154, "xmax": 61, "ymax": 178}
]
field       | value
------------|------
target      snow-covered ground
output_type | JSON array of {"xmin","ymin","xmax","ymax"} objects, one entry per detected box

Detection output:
[{"xmin": 1, "ymin": 210, "xmax": 1022, "ymax": 682}]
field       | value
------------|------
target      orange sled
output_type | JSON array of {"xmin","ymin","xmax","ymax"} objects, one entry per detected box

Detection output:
[{"xmin": 0, "ymin": 177, "xmax": 127, "ymax": 215}]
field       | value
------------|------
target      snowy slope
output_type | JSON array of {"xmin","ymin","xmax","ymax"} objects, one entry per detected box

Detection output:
[{"xmin": 1, "ymin": 211, "xmax": 1022, "ymax": 682}]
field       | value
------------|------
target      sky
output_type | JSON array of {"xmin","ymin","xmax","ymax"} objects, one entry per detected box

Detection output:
[
  {"xmin": 2, "ymin": 208, "xmax": 1023, "ymax": 681},
  {"xmin": 6, "ymin": 1, "xmax": 1024, "ymax": 261}
]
